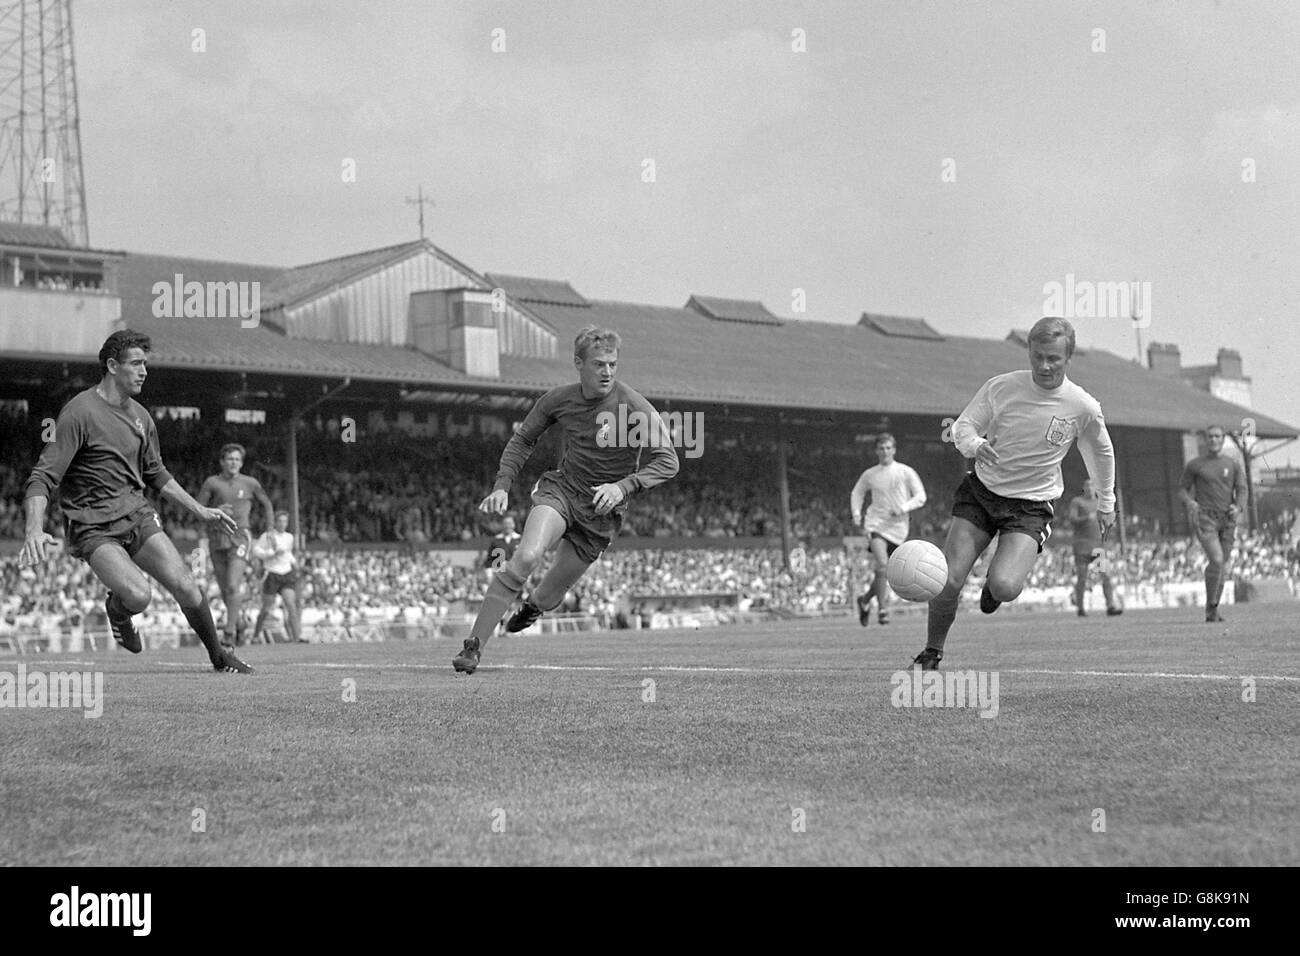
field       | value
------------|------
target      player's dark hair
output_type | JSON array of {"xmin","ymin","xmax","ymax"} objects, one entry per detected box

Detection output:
[
  {"xmin": 98, "ymin": 329, "xmax": 151, "ymax": 375},
  {"xmin": 574, "ymin": 326, "xmax": 621, "ymax": 361},
  {"xmin": 1205, "ymin": 424, "xmax": 1225, "ymax": 436},
  {"xmin": 220, "ymin": 443, "xmax": 245, "ymax": 458},
  {"xmin": 275, "ymin": 509, "xmax": 290, "ymax": 520},
  {"xmin": 1028, "ymin": 317, "xmax": 1075, "ymax": 358},
  {"xmin": 875, "ymin": 432, "xmax": 895, "ymax": 448}
]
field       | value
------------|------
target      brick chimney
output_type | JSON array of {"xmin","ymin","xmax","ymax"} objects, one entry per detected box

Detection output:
[
  {"xmin": 1147, "ymin": 342, "xmax": 1182, "ymax": 375},
  {"xmin": 1216, "ymin": 348, "xmax": 1243, "ymax": 379}
]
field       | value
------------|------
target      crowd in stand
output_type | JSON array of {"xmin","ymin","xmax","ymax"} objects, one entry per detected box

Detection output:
[
  {"xmin": 5, "ymin": 521, "xmax": 1298, "ymax": 638},
  {"xmin": 4, "ymin": 406, "xmax": 1299, "ymax": 638},
  {"xmin": 4, "ymin": 411, "xmax": 962, "ymax": 543}
]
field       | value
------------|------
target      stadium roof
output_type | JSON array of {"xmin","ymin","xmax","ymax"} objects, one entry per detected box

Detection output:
[
  {"xmin": 484, "ymin": 273, "xmax": 590, "ymax": 308},
  {"xmin": 685, "ymin": 295, "xmax": 781, "ymax": 326},
  {"xmin": 860, "ymin": 313, "xmax": 944, "ymax": 341},
  {"xmin": 502, "ymin": 295, "xmax": 1298, "ymax": 438},
  {"xmin": 0, "ymin": 222, "xmax": 73, "ymax": 249},
  {"xmin": 16, "ymin": 245, "xmax": 1294, "ymax": 439}
]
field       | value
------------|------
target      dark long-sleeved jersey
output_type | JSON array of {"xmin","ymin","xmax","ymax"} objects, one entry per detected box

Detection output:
[
  {"xmin": 493, "ymin": 382, "xmax": 679, "ymax": 505},
  {"xmin": 198, "ymin": 473, "xmax": 272, "ymax": 548},
  {"xmin": 1181, "ymin": 454, "xmax": 1246, "ymax": 516},
  {"xmin": 24, "ymin": 387, "xmax": 173, "ymax": 525}
]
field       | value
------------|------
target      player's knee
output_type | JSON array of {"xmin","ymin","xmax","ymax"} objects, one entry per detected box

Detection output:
[
  {"xmin": 118, "ymin": 585, "xmax": 151, "ymax": 614},
  {"xmin": 511, "ymin": 545, "xmax": 545, "ymax": 575},
  {"xmin": 986, "ymin": 573, "xmax": 1023, "ymax": 603}
]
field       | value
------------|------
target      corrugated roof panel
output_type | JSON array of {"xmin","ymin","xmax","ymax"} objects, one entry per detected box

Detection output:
[
  {"xmin": 860, "ymin": 313, "xmax": 943, "ymax": 340},
  {"xmin": 0, "ymin": 222, "xmax": 71, "ymax": 248},
  {"xmin": 260, "ymin": 241, "xmax": 426, "ymax": 310},
  {"xmin": 686, "ymin": 295, "xmax": 781, "ymax": 325},
  {"xmin": 484, "ymin": 273, "xmax": 589, "ymax": 307}
]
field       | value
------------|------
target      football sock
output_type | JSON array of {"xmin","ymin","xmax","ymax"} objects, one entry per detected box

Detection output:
[
  {"xmin": 872, "ymin": 570, "xmax": 889, "ymax": 607},
  {"xmin": 1100, "ymin": 573, "xmax": 1116, "ymax": 609},
  {"xmin": 469, "ymin": 568, "xmax": 526, "ymax": 647},
  {"xmin": 181, "ymin": 598, "xmax": 226, "ymax": 664},
  {"xmin": 1205, "ymin": 566, "xmax": 1221, "ymax": 608},
  {"xmin": 1074, "ymin": 573, "xmax": 1087, "ymax": 609},
  {"xmin": 925, "ymin": 589, "xmax": 959, "ymax": 652}
]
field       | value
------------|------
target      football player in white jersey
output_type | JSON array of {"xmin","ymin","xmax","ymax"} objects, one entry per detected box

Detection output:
[
  {"xmin": 850, "ymin": 433, "xmax": 927, "ymax": 625},
  {"xmin": 911, "ymin": 317, "xmax": 1116, "ymax": 670}
]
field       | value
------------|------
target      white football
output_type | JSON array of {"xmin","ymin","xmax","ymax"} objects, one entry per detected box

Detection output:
[{"xmin": 886, "ymin": 540, "xmax": 949, "ymax": 602}]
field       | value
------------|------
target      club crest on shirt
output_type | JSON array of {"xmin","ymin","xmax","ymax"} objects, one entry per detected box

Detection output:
[
  {"xmin": 133, "ymin": 418, "xmax": 145, "ymax": 435},
  {"xmin": 1045, "ymin": 416, "xmax": 1074, "ymax": 446},
  {"xmin": 596, "ymin": 420, "xmax": 611, "ymax": 444}
]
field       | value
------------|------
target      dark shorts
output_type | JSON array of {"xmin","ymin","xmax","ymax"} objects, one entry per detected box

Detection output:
[
  {"xmin": 66, "ymin": 504, "xmax": 166, "ymax": 561},
  {"xmin": 262, "ymin": 570, "xmax": 299, "ymax": 596},
  {"xmin": 952, "ymin": 473, "xmax": 1054, "ymax": 553},
  {"xmin": 210, "ymin": 530, "xmax": 252, "ymax": 561},
  {"xmin": 1195, "ymin": 510, "xmax": 1237, "ymax": 538},
  {"xmin": 531, "ymin": 471, "xmax": 622, "ymax": 565},
  {"xmin": 870, "ymin": 533, "xmax": 900, "ymax": 557}
]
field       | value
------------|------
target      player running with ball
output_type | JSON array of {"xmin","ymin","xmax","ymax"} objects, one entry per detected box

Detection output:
[
  {"xmin": 850, "ymin": 433, "xmax": 927, "ymax": 626},
  {"xmin": 911, "ymin": 317, "xmax": 1116, "ymax": 671},
  {"xmin": 451, "ymin": 326, "xmax": 679, "ymax": 674}
]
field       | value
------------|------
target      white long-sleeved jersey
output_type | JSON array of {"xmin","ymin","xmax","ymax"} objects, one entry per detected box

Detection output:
[
  {"xmin": 952, "ymin": 370, "xmax": 1115, "ymax": 511},
  {"xmin": 850, "ymin": 461, "xmax": 927, "ymax": 545},
  {"xmin": 253, "ymin": 530, "xmax": 297, "ymax": 575}
]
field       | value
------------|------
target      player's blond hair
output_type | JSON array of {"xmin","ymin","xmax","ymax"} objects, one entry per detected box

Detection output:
[
  {"xmin": 1028, "ymin": 317, "xmax": 1076, "ymax": 358},
  {"xmin": 574, "ymin": 326, "xmax": 621, "ymax": 361}
]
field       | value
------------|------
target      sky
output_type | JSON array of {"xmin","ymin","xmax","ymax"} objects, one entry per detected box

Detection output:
[{"xmin": 64, "ymin": 0, "xmax": 1300, "ymax": 447}]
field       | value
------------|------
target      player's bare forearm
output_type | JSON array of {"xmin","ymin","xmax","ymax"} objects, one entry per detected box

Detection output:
[
  {"xmin": 161, "ymin": 479, "xmax": 206, "ymax": 516},
  {"xmin": 24, "ymin": 494, "xmax": 49, "ymax": 536}
]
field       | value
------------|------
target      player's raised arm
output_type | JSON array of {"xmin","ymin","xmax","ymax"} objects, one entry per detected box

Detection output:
[
  {"xmin": 850, "ymin": 471, "xmax": 870, "ymax": 525},
  {"xmin": 613, "ymin": 397, "xmax": 679, "ymax": 497},
  {"xmin": 952, "ymin": 378, "xmax": 997, "ymax": 463},
  {"xmin": 24, "ymin": 402, "xmax": 85, "ymax": 508},
  {"xmin": 252, "ymin": 477, "xmax": 275, "ymax": 530},
  {"xmin": 1178, "ymin": 460, "xmax": 1200, "ymax": 513},
  {"xmin": 1232, "ymin": 457, "xmax": 1248, "ymax": 511},
  {"xmin": 20, "ymin": 403, "xmax": 87, "ymax": 565},
  {"xmin": 901, "ymin": 467, "xmax": 927, "ymax": 513},
  {"xmin": 491, "ymin": 390, "xmax": 560, "ymax": 495},
  {"xmin": 195, "ymin": 475, "xmax": 215, "ymax": 508},
  {"xmin": 140, "ymin": 417, "xmax": 175, "ymax": 497},
  {"xmin": 1077, "ymin": 407, "xmax": 1116, "ymax": 531}
]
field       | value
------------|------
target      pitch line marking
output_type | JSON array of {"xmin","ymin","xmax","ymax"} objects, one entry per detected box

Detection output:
[
  {"xmin": 38, "ymin": 658, "xmax": 1300, "ymax": 681},
  {"xmin": 1005, "ymin": 668, "xmax": 1300, "ymax": 682}
]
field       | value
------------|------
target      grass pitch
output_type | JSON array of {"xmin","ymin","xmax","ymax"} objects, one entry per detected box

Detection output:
[{"xmin": 2, "ymin": 603, "xmax": 1296, "ymax": 866}]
